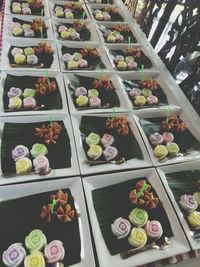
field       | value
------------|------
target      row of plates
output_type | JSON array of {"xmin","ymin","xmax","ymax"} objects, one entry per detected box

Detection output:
[{"xmin": 2, "ymin": 163, "xmax": 200, "ymax": 267}]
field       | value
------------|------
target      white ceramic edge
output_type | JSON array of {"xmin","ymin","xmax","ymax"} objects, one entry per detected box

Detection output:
[
  {"xmin": 116, "ymin": 12, "xmax": 200, "ymax": 133},
  {"xmin": 70, "ymin": 112, "xmax": 152, "ymax": 175},
  {"xmin": 56, "ymin": 41, "xmax": 113, "ymax": 72},
  {"xmin": 0, "ymin": 70, "xmax": 69, "ymax": 116},
  {"xmin": 0, "ymin": 176, "xmax": 95, "ymax": 267},
  {"xmin": 3, "ymin": 14, "xmax": 55, "ymax": 40},
  {"xmin": 87, "ymin": 3, "xmax": 127, "ymax": 23},
  {"xmin": 49, "ymin": 1, "xmax": 91, "ymax": 22},
  {"xmin": 134, "ymin": 113, "xmax": 200, "ymax": 167},
  {"xmin": 62, "ymin": 72, "xmax": 131, "ymax": 114},
  {"xmin": 82, "ymin": 168, "xmax": 190, "ymax": 267},
  {"xmin": 0, "ymin": 114, "xmax": 80, "ymax": 185},
  {"xmin": 157, "ymin": 161, "xmax": 200, "ymax": 250},
  {"xmin": 5, "ymin": 0, "xmax": 50, "ymax": 18},
  {"xmin": 51, "ymin": 17, "xmax": 101, "ymax": 44},
  {"xmin": 93, "ymin": 21, "xmax": 141, "ymax": 46},
  {"xmin": 116, "ymin": 72, "xmax": 182, "ymax": 116},
  {"xmin": 0, "ymin": 39, "xmax": 60, "ymax": 72}
]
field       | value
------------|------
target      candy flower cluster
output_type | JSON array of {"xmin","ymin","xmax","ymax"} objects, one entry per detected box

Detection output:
[
  {"xmin": 179, "ymin": 179, "xmax": 200, "ymax": 230},
  {"xmin": 111, "ymin": 179, "xmax": 163, "ymax": 249},
  {"xmin": 2, "ymin": 229, "xmax": 65, "ymax": 267}
]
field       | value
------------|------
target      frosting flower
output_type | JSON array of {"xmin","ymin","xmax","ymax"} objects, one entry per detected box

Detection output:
[
  {"xmin": 103, "ymin": 146, "xmax": 118, "ymax": 161},
  {"xmin": 3, "ymin": 243, "xmax": 26, "ymax": 267},
  {"xmin": 86, "ymin": 132, "xmax": 100, "ymax": 146},
  {"xmin": 162, "ymin": 132, "xmax": 174, "ymax": 144},
  {"xmin": 25, "ymin": 229, "xmax": 47, "ymax": 252},
  {"xmin": 179, "ymin": 195, "xmax": 198, "ymax": 213},
  {"xmin": 87, "ymin": 144, "xmax": 102, "ymax": 160},
  {"xmin": 12, "ymin": 145, "xmax": 29, "ymax": 161},
  {"xmin": 149, "ymin": 132, "xmax": 164, "ymax": 146},
  {"xmin": 128, "ymin": 227, "xmax": 147, "ymax": 248},
  {"xmin": 7, "ymin": 87, "xmax": 22, "ymax": 98},
  {"xmin": 30, "ymin": 143, "xmax": 48, "ymax": 158},
  {"xmin": 129, "ymin": 208, "xmax": 148, "ymax": 227},
  {"xmin": 51, "ymin": 190, "xmax": 68, "ymax": 207},
  {"xmin": 24, "ymin": 251, "xmax": 45, "ymax": 267},
  {"xmin": 166, "ymin": 142, "xmax": 180, "ymax": 156},
  {"xmin": 145, "ymin": 220, "xmax": 163, "ymax": 239},
  {"xmin": 193, "ymin": 192, "xmax": 200, "ymax": 206},
  {"xmin": 153, "ymin": 145, "xmax": 168, "ymax": 159},
  {"xmin": 44, "ymin": 240, "xmax": 65, "ymax": 263},
  {"xmin": 111, "ymin": 217, "xmax": 131, "ymax": 239},
  {"xmin": 15, "ymin": 157, "xmax": 32, "ymax": 174},
  {"xmin": 101, "ymin": 134, "xmax": 114, "ymax": 147},
  {"xmin": 57, "ymin": 204, "xmax": 75, "ymax": 223},
  {"xmin": 188, "ymin": 211, "xmax": 200, "ymax": 230}
]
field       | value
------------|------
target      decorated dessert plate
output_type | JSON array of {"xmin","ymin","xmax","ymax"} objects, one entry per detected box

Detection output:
[
  {"xmin": 3, "ymin": 15, "xmax": 54, "ymax": 40},
  {"xmin": 57, "ymin": 42, "xmax": 112, "ymax": 72},
  {"xmin": 5, "ymin": 0, "xmax": 50, "ymax": 17},
  {"xmin": 96, "ymin": 22, "xmax": 138, "ymax": 45},
  {"xmin": 106, "ymin": 44, "xmax": 155, "ymax": 72},
  {"xmin": 0, "ymin": 115, "xmax": 79, "ymax": 185},
  {"xmin": 134, "ymin": 112, "xmax": 200, "ymax": 166},
  {"xmin": 63, "ymin": 72, "xmax": 130, "ymax": 113},
  {"xmin": 83, "ymin": 169, "xmax": 190, "ymax": 267},
  {"xmin": 157, "ymin": 161, "xmax": 200, "ymax": 250},
  {"xmin": 0, "ymin": 177, "xmax": 95, "ymax": 267},
  {"xmin": 117, "ymin": 72, "xmax": 181, "ymax": 115},
  {"xmin": 0, "ymin": 39, "xmax": 60, "ymax": 71},
  {"xmin": 88, "ymin": 4, "xmax": 126, "ymax": 22},
  {"xmin": 0, "ymin": 70, "xmax": 68, "ymax": 116},
  {"xmin": 52, "ymin": 18, "xmax": 100, "ymax": 43},
  {"xmin": 49, "ymin": 1, "xmax": 90, "ymax": 21},
  {"xmin": 71, "ymin": 113, "xmax": 152, "ymax": 175}
]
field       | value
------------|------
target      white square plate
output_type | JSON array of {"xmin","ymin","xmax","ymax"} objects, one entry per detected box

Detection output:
[
  {"xmin": 83, "ymin": 169, "xmax": 190, "ymax": 267},
  {"xmin": 157, "ymin": 161, "xmax": 200, "ymax": 250},
  {"xmin": 117, "ymin": 72, "xmax": 182, "ymax": 116},
  {"xmin": 0, "ymin": 39, "xmax": 60, "ymax": 72},
  {"xmin": 71, "ymin": 112, "xmax": 152, "ymax": 175},
  {"xmin": 134, "ymin": 112, "xmax": 200, "ymax": 166},
  {"xmin": 57, "ymin": 41, "xmax": 112, "ymax": 72},
  {"xmin": 0, "ymin": 176, "xmax": 95, "ymax": 267},
  {"xmin": 52, "ymin": 18, "xmax": 100, "ymax": 43},
  {"xmin": 49, "ymin": 1, "xmax": 91, "ymax": 22},
  {"xmin": 63, "ymin": 72, "xmax": 131, "ymax": 114},
  {"xmin": 0, "ymin": 114, "xmax": 80, "ymax": 185},
  {"xmin": 3, "ymin": 14, "xmax": 55, "ymax": 40},
  {"xmin": 0, "ymin": 70, "xmax": 68, "ymax": 116},
  {"xmin": 5, "ymin": 0, "xmax": 50, "ymax": 18}
]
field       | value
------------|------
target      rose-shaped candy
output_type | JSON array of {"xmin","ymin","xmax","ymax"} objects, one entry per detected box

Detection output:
[
  {"xmin": 3, "ymin": 243, "xmax": 26, "ymax": 267},
  {"xmin": 129, "ymin": 208, "xmax": 148, "ymax": 227},
  {"xmin": 144, "ymin": 220, "xmax": 163, "ymax": 239},
  {"xmin": 24, "ymin": 251, "xmax": 45, "ymax": 267},
  {"xmin": 149, "ymin": 132, "xmax": 164, "ymax": 146},
  {"xmin": 111, "ymin": 217, "xmax": 131, "ymax": 239},
  {"xmin": 179, "ymin": 194, "xmax": 198, "ymax": 213},
  {"xmin": 25, "ymin": 229, "xmax": 47, "ymax": 252},
  {"xmin": 103, "ymin": 146, "xmax": 118, "ymax": 161},
  {"xmin": 30, "ymin": 143, "xmax": 48, "ymax": 158},
  {"xmin": 86, "ymin": 133, "xmax": 100, "ymax": 146},
  {"xmin": 44, "ymin": 240, "xmax": 65, "ymax": 263},
  {"xmin": 166, "ymin": 142, "xmax": 180, "ymax": 156},
  {"xmin": 7, "ymin": 87, "xmax": 22, "ymax": 98},
  {"xmin": 128, "ymin": 227, "xmax": 147, "ymax": 248},
  {"xmin": 162, "ymin": 132, "xmax": 174, "ymax": 144},
  {"xmin": 193, "ymin": 192, "xmax": 200, "ymax": 206},
  {"xmin": 101, "ymin": 134, "xmax": 114, "ymax": 147},
  {"xmin": 12, "ymin": 145, "xmax": 29, "ymax": 161},
  {"xmin": 87, "ymin": 145, "xmax": 102, "ymax": 160},
  {"xmin": 153, "ymin": 145, "xmax": 168, "ymax": 159},
  {"xmin": 188, "ymin": 211, "xmax": 200, "ymax": 230}
]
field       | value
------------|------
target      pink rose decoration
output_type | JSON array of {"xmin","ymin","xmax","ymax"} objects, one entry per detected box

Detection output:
[
  {"xmin": 162, "ymin": 132, "xmax": 174, "ymax": 144},
  {"xmin": 145, "ymin": 220, "xmax": 163, "ymax": 239},
  {"xmin": 149, "ymin": 132, "xmax": 164, "ymax": 145},
  {"xmin": 3, "ymin": 243, "xmax": 26, "ymax": 267},
  {"xmin": 44, "ymin": 240, "xmax": 65, "ymax": 263}
]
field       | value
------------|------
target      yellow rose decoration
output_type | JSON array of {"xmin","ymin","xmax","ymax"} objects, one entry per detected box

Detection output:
[
  {"xmin": 24, "ymin": 251, "xmax": 45, "ymax": 267},
  {"xmin": 128, "ymin": 227, "xmax": 147, "ymax": 248},
  {"xmin": 188, "ymin": 211, "xmax": 200, "ymax": 230}
]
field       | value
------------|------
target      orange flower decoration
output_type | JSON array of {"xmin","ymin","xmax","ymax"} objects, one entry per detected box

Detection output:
[
  {"xmin": 40, "ymin": 204, "xmax": 52, "ymax": 222},
  {"xmin": 51, "ymin": 190, "xmax": 68, "ymax": 207},
  {"xmin": 57, "ymin": 205, "xmax": 75, "ymax": 223}
]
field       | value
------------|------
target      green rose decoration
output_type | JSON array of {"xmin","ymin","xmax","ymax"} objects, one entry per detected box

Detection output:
[{"xmin": 25, "ymin": 229, "xmax": 47, "ymax": 252}]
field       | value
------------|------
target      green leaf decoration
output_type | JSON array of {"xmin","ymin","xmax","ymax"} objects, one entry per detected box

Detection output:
[
  {"xmin": 92, "ymin": 178, "xmax": 173, "ymax": 255},
  {"xmin": 80, "ymin": 116, "xmax": 143, "ymax": 161},
  {"xmin": 3, "ymin": 74, "xmax": 63, "ymax": 111},
  {"xmin": 1, "ymin": 121, "xmax": 72, "ymax": 176},
  {"xmin": 68, "ymin": 74, "xmax": 120, "ymax": 109},
  {"xmin": 0, "ymin": 189, "xmax": 81, "ymax": 266}
]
